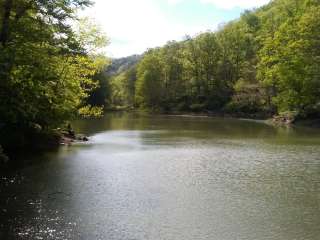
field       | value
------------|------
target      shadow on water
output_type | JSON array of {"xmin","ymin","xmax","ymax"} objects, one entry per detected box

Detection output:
[
  {"xmin": 73, "ymin": 112, "xmax": 320, "ymax": 145},
  {"xmin": 1, "ymin": 112, "xmax": 320, "ymax": 239}
]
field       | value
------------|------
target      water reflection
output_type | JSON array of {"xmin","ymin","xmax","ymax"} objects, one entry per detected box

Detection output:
[{"xmin": 1, "ymin": 113, "xmax": 320, "ymax": 239}]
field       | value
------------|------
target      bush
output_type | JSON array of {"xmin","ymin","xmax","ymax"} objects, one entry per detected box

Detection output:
[
  {"xmin": 189, "ymin": 103, "xmax": 207, "ymax": 112},
  {"xmin": 224, "ymin": 100, "xmax": 263, "ymax": 114},
  {"xmin": 172, "ymin": 102, "xmax": 190, "ymax": 112}
]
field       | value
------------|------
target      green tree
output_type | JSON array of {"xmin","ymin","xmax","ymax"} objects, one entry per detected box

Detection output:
[
  {"xmin": 135, "ymin": 50, "xmax": 163, "ymax": 109},
  {"xmin": 110, "ymin": 0, "xmax": 320, "ymax": 119},
  {"xmin": 258, "ymin": 4, "xmax": 320, "ymax": 115},
  {"xmin": 0, "ymin": 0, "xmax": 109, "ymax": 149}
]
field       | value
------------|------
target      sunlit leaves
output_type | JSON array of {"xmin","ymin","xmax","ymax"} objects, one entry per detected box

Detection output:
[
  {"xmin": 258, "ymin": 3, "xmax": 320, "ymax": 114},
  {"xmin": 0, "ymin": 0, "xmax": 109, "ymax": 130}
]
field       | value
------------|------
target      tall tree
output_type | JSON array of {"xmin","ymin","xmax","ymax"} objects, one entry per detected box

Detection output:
[
  {"xmin": 135, "ymin": 50, "xmax": 163, "ymax": 109},
  {"xmin": 0, "ymin": 0, "xmax": 109, "ymax": 149}
]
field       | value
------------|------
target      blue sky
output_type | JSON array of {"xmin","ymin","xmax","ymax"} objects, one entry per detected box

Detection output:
[{"xmin": 83, "ymin": 0, "xmax": 270, "ymax": 58}]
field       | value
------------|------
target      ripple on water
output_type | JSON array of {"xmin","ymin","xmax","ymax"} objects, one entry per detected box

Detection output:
[{"xmin": 1, "ymin": 114, "xmax": 320, "ymax": 240}]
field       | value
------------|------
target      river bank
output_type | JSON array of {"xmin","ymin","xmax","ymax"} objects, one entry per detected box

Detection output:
[
  {"xmin": 0, "ymin": 126, "xmax": 89, "ymax": 166},
  {"xmin": 1, "ymin": 110, "xmax": 319, "ymax": 165},
  {"xmin": 119, "ymin": 109, "xmax": 320, "ymax": 128}
]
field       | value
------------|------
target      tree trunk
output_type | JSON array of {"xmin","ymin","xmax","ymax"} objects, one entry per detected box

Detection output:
[{"xmin": 0, "ymin": 0, "xmax": 13, "ymax": 47}]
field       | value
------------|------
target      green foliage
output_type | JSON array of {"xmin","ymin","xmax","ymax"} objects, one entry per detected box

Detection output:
[
  {"xmin": 258, "ymin": 1, "xmax": 320, "ymax": 115},
  {"xmin": 226, "ymin": 79, "xmax": 268, "ymax": 114},
  {"xmin": 108, "ymin": 66, "xmax": 137, "ymax": 108},
  {"xmin": 78, "ymin": 105, "xmax": 104, "ymax": 118},
  {"xmin": 2, "ymin": 0, "xmax": 316, "ymax": 146},
  {"xmin": 132, "ymin": 23, "xmax": 260, "ymax": 112},
  {"xmin": 0, "ymin": 0, "xmax": 109, "ymax": 149},
  {"xmin": 87, "ymin": 71, "xmax": 111, "ymax": 108},
  {"xmin": 109, "ymin": 0, "xmax": 319, "ymax": 119},
  {"xmin": 189, "ymin": 103, "xmax": 207, "ymax": 113},
  {"xmin": 135, "ymin": 50, "xmax": 164, "ymax": 109},
  {"xmin": 75, "ymin": 17, "xmax": 109, "ymax": 55}
]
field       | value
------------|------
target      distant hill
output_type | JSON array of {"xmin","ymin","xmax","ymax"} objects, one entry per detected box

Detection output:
[{"xmin": 106, "ymin": 54, "xmax": 142, "ymax": 76}]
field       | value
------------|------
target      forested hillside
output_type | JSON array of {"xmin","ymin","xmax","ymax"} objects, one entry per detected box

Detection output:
[
  {"xmin": 86, "ymin": 54, "xmax": 141, "ymax": 109},
  {"xmin": 0, "ymin": 0, "xmax": 109, "ymax": 152},
  {"xmin": 109, "ymin": 0, "xmax": 320, "ymax": 119},
  {"xmin": 107, "ymin": 55, "xmax": 141, "ymax": 76},
  {"xmin": 1, "ymin": 0, "xmax": 319, "ymax": 158}
]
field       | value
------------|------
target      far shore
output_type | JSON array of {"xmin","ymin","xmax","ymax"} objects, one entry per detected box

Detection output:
[{"xmin": 106, "ymin": 108, "xmax": 320, "ymax": 128}]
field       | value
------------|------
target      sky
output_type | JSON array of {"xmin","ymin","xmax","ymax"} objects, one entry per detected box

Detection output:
[{"xmin": 83, "ymin": 0, "xmax": 271, "ymax": 58}]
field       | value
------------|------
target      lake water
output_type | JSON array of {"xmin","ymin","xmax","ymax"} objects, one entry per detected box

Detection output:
[{"xmin": 1, "ymin": 112, "xmax": 320, "ymax": 240}]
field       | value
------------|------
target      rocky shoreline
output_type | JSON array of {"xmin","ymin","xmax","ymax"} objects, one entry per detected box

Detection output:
[
  {"xmin": 0, "ymin": 126, "xmax": 89, "ymax": 165},
  {"xmin": 60, "ymin": 132, "xmax": 89, "ymax": 145},
  {"xmin": 0, "ymin": 145, "xmax": 9, "ymax": 165},
  {"xmin": 160, "ymin": 110, "xmax": 320, "ymax": 128}
]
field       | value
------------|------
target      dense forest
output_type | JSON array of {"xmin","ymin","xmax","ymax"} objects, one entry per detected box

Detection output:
[
  {"xmin": 1, "ymin": 0, "xmax": 320, "ymax": 159},
  {"xmin": 87, "ymin": 55, "xmax": 141, "ymax": 109},
  {"xmin": 0, "ymin": 0, "xmax": 109, "ymax": 155},
  {"xmin": 106, "ymin": 0, "xmax": 320, "ymax": 120}
]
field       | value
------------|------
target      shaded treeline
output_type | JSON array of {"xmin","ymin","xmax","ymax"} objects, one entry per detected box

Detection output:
[
  {"xmin": 89, "ymin": 55, "xmax": 141, "ymax": 109},
  {"xmin": 0, "ymin": 0, "xmax": 109, "ymax": 152}
]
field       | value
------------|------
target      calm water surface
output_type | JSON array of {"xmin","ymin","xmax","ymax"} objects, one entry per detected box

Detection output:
[{"xmin": 1, "ymin": 112, "xmax": 320, "ymax": 239}]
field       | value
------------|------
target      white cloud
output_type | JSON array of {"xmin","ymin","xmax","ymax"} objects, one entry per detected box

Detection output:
[
  {"xmin": 167, "ymin": 0, "xmax": 270, "ymax": 9},
  {"xmin": 82, "ymin": 0, "xmax": 270, "ymax": 58},
  {"xmin": 200, "ymin": 0, "xmax": 270, "ymax": 9},
  {"xmin": 167, "ymin": 0, "xmax": 184, "ymax": 5},
  {"xmin": 83, "ymin": 0, "xmax": 214, "ymax": 58}
]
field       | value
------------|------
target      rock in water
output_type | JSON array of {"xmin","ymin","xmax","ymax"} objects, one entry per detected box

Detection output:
[
  {"xmin": 76, "ymin": 134, "xmax": 89, "ymax": 142},
  {"xmin": 0, "ymin": 145, "xmax": 9, "ymax": 164}
]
